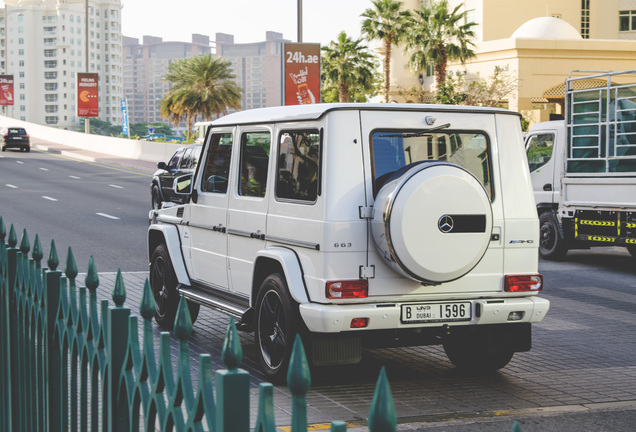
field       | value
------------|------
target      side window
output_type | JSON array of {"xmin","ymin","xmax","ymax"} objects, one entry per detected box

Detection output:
[
  {"xmin": 239, "ymin": 131, "xmax": 271, "ymax": 198},
  {"xmin": 276, "ymin": 130, "xmax": 320, "ymax": 202},
  {"xmin": 201, "ymin": 133, "xmax": 233, "ymax": 193},
  {"xmin": 167, "ymin": 148, "xmax": 184, "ymax": 170},
  {"xmin": 180, "ymin": 147, "xmax": 194, "ymax": 169},
  {"xmin": 526, "ymin": 133, "xmax": 554, "ymax": 172}
]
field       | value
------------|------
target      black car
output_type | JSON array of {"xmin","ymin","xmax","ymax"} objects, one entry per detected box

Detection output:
[
  {"xmin": 1, "ymin": 127, "xmax": 30, "ymax": 152},
  {"xmin": 151, "ymin": 144, "xmax": 202, "ymax": 209}
]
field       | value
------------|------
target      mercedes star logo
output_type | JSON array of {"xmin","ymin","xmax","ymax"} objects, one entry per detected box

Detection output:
[{"xmin": 438, "ymin": 215, "xmax": 454, "ymax": 233}]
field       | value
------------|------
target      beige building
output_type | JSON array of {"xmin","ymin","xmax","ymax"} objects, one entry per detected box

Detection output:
[{"xmin": 391, "ymin": 0, "xmax": 636, "ymax": 123}]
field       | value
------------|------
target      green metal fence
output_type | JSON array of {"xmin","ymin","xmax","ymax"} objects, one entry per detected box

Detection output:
[
  {"xmin": 0, "ymin": 216, "xmax": 524, "ymax": 431},
  {"xmin": 0, "ymin": 216, "xmax": 400, "ymax": 432}
]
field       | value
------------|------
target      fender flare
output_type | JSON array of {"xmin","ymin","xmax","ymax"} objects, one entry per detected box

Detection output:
[
  {"xmin": 147, "ymin": 224, "xmax": 190, "ymax": 285},
  {"xmin": 254, "ymin": 247, "xmax": 309, "ymax": 305}
]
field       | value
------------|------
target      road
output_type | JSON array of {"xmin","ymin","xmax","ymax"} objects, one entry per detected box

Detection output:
[
  {"xmin": 3, "ymin": 142, "xmax": 636, "ymax": 430},
  {"xmin": 0, "ymin": 144, "xmax": 151, "ymax": 272}
]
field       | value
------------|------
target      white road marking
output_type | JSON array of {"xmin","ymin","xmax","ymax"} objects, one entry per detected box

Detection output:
[
  {"xmin": 42, "ymin": 196, "xmax": 58, "ymax": 201},
  {"xmin": 16, "ymin": 161, "xmax": 24, "ymax": 165},
  {"xmin": 6, "ymin": 184, "xmax": 18, "ymax": 188},
  {"xmin": 40, "ymin": 167, "xmax": 49, "ymax": 171},
  {"xmin": 69, "ymin": 175, "xmax": 81, "ymax": 179},
  {"xmin": 109, "ymin": 184, "xmax": 124, "ymax": 189},
  {"xmin": 96, "ymin": 213, "xmax": 120, "ymax": 220}
]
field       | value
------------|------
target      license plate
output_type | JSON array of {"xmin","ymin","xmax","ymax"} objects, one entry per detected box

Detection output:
[{"xmin": 401, "ymin": 302, "xmax": 471, "ymax": 324}]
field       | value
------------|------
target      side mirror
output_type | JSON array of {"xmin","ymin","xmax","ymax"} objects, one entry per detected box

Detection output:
[
  {"xmin": 157, "ymin": 161, "xmax": 167, "ymax": 170},
  {"xmin": 174, "ymin": 174, "xmax": 193, "ymax": 195}
]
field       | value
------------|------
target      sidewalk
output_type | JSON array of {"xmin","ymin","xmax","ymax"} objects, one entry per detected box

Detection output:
[{"xmin": 31, "ymin": 137, "xmax": 160, "ymax": 174}]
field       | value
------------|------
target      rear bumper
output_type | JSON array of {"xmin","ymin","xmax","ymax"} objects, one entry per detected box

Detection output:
[{"xmin": 299, "ymin": 296, "xmax": 550, "ymax": 333}]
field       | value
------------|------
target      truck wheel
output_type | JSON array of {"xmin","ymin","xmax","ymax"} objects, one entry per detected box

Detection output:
[
  {"xmin": 151, "ymin": 185, "xmax": 162, "ymax": 210},
  {"xmin": 539, "ymin": 212, "xmax": 567, "ymax": 260},
  {"xmin": 149, "ymin": 244, "xmax": 200, "ymax": 329},
  {"xmin": 627, "ymin": 245, "xmax": 636, "ymax": 259},
  {"xmin": 255, "ymin": 273, "xmax": 299, "ymax": 383},
  {"xmin": 443, "ymin": 330, "xmax": 514, "ymax": 372}
]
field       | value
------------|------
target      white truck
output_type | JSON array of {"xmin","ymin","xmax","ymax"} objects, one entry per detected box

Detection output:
[{"xmin": 525, "ymin": 70, "xmax": 636, "ymax": 260}]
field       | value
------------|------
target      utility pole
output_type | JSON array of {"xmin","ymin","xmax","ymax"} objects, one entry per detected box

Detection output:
[{"xmin": 297, "ymin": 0, "xmax": 302, "ymax": 43}]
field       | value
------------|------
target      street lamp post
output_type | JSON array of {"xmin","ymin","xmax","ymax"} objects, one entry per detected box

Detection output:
[{"xmin": 297, "ymin": 0, "xmax": 302, "ymax": 43}]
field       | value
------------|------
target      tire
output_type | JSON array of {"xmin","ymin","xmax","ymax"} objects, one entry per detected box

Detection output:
[
  {"xmin": 539, "ymin": 212, "xmax": 568, "ymax": 260},
  {"xmin": 149, "ymin": 244, "xmax": 199, "ymax": 329},
  {"xmin": 25, "ymin": 147, "xmax": 30, "ymax": 153},
  {"xmin": 1, "ymin": 146, "xmax": 5, "ymax": 152},
  {"xmin": 627, "ymin": 245, "xmax": 636, "ymax": 259},
  {"xmin": 254, "ymin": 273, "xmax": 300, "ymax": 383},
  {"xmin": 443, "ymin": 329, "xmax": 514, "ymax": 373},
  {"xmin": 151, "ymin": 184, "xmax": 162, "ymax": 210}
]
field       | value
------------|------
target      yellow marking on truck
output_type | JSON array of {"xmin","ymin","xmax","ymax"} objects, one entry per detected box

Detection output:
[
  {"xmin": 626, "ymin": 238, "xmax": 636, "ymax": 244},
  {"xmin": 587, "ymin": 235, "xmax": 616, "ymax": 243},
  {"xmin": 579, "ymin": 220, "xmax": 615, "ymax": 226},
  {"xmin": 626, "ymin": 222, "xmax": 636, "ymax": 228}
]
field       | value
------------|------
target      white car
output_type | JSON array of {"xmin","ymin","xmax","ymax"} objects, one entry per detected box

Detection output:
[{"xmin": 148, "ymin": 103, "xmax": 549, "ymax": 381}]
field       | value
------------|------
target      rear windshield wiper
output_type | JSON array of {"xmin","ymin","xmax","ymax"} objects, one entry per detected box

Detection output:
[{"xmin": 378, "ymin": 123, "xmax": 451, "ymax": 138}]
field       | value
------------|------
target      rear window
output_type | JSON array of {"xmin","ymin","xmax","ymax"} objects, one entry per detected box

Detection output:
[
  {"xmin": 371, "ymin": 129, "xmax": 492, "ymax": 198},
  {"xmin": 8, "ymin": 128, "xmax": 26, "ymax": 135}
]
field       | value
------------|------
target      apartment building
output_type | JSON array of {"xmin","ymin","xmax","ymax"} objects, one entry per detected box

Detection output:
[
  {"xmin": 0, "ymin": 0, "xmax": 123, "ymax": 129},
  {"xmin": 122, "ymin": 34, "xmax": 211, "ymax": 128},
  {"xmin": 216, "ymin": 31, "xmax": 289, "ymax": 110}
]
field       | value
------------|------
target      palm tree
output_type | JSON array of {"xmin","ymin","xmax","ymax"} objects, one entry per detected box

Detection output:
[
  {"xmin": 160, "ymin": 54, "xmax": 243, "ymax": 139},
  {"xmin": 404, "ymin": 0, "xmax": 476, "ymax": 88},
  {"xmin": 361, "ymin": 0, "xmax": 410, "ymax": 103},
  {"xmin": 322, "ymin": 32, "xmax": 379, "ymax": 103}
]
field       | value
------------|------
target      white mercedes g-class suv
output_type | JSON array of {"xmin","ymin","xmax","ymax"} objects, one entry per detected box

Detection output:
[{"xmin": 148, "ymin": 103, "xmax": 549, "ymax": 381}]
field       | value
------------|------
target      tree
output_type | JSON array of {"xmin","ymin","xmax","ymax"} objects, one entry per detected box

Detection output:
[
  {"xmin": 361, "ymin": 0, "xmax": 410, "ymax": 103},
  {"xmin": 404, "ymin": 0, "xmax": 476, "ymax": 88},
  {"xmin": 321, "ymin": 32, "xmax": 379, "ymax": 103},
  {"xmin": 160, "ymin": 54, "xmax": 243, "ymax": 140},
  {"xmin": 461, "ymin": 67, "xmax": 518, "ymax": 107}
]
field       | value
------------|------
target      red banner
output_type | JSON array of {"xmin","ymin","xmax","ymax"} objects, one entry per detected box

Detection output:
[
  {"xmin": 77, "ymin": 73, "xmax": 99, "ymax": 117},
  {"xmin": 283, "ymin": 43, "xmax": 321, "ymax": 106},
  {"xmin": 0, "ymin": 75, "xmax": 14, "ymax": 106}
]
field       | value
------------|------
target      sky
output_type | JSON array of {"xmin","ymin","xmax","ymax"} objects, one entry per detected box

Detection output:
[
  {"xmin": 0, "ymin": 0, "xmax": 372, "ymax": 47},
  {"xmin": 119, "ymin": 0, "xmax": 372, "ymax": 46}
]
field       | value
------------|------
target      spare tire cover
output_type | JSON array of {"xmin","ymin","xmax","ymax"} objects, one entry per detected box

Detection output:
[{"xmin": 371, "ymin": 162, "xmax": 493, "ymax": 283}]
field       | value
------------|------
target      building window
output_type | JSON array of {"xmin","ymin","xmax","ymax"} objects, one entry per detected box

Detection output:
[
  {"xmin": 45, "ymin": 105, "xmax": 58, "ymax": 113},
  {"xmin": 45, "ymin": 94, "xmax": 58, "ymax": 102},
  {"xmin": 45, "ymin": 83, "xmax": 58, "ymax": 91},
  {"xmin": 581, "ymin": 0, "xmax": 590, "ymax": 38},
  {"xmin": 45, "ymin": 116, "xmax": 59, "ymax": 125},
  {"xmin": 619, "ymin": 10, "xmax": 636, "ymax": 32},
  {"xmin": 44, "ymin": 60, "xmax": 57, "ymax": 68}
]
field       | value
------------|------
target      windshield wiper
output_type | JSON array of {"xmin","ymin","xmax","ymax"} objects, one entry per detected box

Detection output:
[{"xmin": 378, "ymin": 123, "xmax": 451, "ymax": 138}]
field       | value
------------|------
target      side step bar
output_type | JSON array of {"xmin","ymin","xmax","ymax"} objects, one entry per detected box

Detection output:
[{"xmin": 178, "ymin": 284, "xmax": 251, "ymax": 319}]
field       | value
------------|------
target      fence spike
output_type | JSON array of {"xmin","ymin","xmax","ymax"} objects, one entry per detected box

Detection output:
[
  {"xmin": 368, "ymin": 367, "xmax": 396, "ymax": 432},
  {"xmin": 139, "ymin": 279, "xmax": 155, "ymax": 320},
  {"xmin": 65, "ymin": 247, "xmax": 78, "ymax": 281},
  {"xmin": 174, "ymin": 296, "xmax": 193, "ymax": 341},
  {"xmin": 19, "ymin": 228, "xmax": 30, "ymax": 254},
  {"xmin": 112, "ymin": 269, "xmax": 126, "ymax": 307},
  {"xmin": 0, "ymin": 215, "xmax": 5, "ymax": 241},
  {"xmin": 511, "ymin": 421, "xmax": 523, "ymax": 432},
  {"xmin": 32, "ymin": 234, "xmax": 43, "ymax": 263},
  {"xmin": 8, "ymin": 224, "xmax": 17, "ymax": 248},
  {"xmin": 222, "ymin": 316, "xmax": 242, "ymax": 371},
  {"xmin": 287, "ymin": 334, "xmax": 311, "ymax": 394},
  {"xmin": 84, "ymin": 255, "xmax": 99, "ymax": 291},
  {"xmin": 47, "ymin": 239, "xmax": 58, "ymax": 270}
]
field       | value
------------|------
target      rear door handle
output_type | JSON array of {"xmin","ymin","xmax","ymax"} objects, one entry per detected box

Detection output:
[{"xmin": 543, "ymin": 183, "xmax": 552, "ymax": 191}]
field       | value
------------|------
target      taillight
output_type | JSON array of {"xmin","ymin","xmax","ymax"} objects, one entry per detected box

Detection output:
[
  {"xmin": 505, "ymin": 274, "xmax": 543, "ymax": 292},
  {"xmin": 326, "ymin": 280, "xmax": 368, "ymax": 299},
  {"xmin": 350, "ymin": 318, "xmax": 369, "ymax": 328}
]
